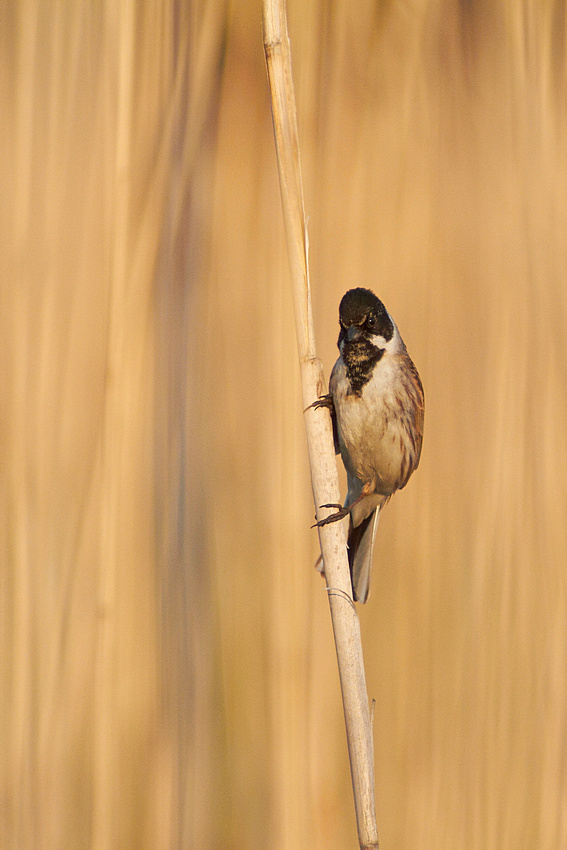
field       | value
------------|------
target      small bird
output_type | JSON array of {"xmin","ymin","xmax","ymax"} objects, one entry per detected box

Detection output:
[{"xmin": 313, "ymin": 287, "xmax": 424, "ymax": 603}]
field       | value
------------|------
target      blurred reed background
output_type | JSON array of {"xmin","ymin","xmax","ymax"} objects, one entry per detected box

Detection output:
[{"xmin": 2, "ymin": 1, "xmax": 567, "ymax": 848}]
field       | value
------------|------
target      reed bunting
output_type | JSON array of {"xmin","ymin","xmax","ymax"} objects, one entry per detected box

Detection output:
[{"xmin": 313, "ymin": 287, "xmax": 424, "ymax": 603}]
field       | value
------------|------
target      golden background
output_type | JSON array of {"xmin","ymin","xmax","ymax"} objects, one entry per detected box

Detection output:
[{"xmin": 3, "ymin": 2, "xmax": 567, "ymax": 848}]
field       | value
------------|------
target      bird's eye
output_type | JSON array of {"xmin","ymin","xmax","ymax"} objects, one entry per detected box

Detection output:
[{"xmin": 366, "ymin": 315, "xmax": 377, "ymax": 329}]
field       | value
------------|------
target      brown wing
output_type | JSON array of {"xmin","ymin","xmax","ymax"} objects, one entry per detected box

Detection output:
[
  {"xmin": 410, "ymin": 358, "xmax": 425, "ymax": 470},
  {"xmin": 398, "ymin": 354, "xmax": 425, "ymax": 489}
]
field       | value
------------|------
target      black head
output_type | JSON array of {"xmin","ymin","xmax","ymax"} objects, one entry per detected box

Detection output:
[
  {"xmin": 338, "ymin": 288, "xmax": 394, "ymax": 346},
  {"xmin": 336, "ymin": 289, "xmax": 395, "ymax": 395}
]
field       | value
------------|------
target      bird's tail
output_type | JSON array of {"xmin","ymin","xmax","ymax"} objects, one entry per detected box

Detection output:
[{"xmin": 348, "ymin": 506, "xmax": 382, "ymax": 603}]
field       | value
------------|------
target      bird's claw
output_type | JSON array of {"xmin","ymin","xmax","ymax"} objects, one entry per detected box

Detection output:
[
  {"xmin": 305, "ymin": 393, "xmax": 334, "ymax": 413},
  {"xmin": 312, "ymin": 504, "xmax": 350, "ymax": 528}
]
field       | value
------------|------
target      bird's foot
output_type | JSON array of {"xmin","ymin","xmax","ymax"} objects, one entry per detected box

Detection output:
[
  {"xmin": 312, "ymin": 503, "xmax": 350, "ymax": 527},
  {"xmin": 305, "ymin": 393, "xmax": 334, "ymax": 413}
]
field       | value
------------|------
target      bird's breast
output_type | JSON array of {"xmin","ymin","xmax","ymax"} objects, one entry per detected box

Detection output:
[{"xmin": 331, "ymin": 354, "xmax": 417, "ymax": 495}]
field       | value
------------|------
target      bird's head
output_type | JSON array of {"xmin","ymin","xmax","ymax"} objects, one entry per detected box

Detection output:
[{"xmin": 338, "ymin": 288, "xmax": 394, "ymax": 352}]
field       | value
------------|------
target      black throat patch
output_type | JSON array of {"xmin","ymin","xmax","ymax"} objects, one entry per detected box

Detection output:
[{"xmin": 342, "ymin": 339, "xmax": 384, "ymax": 395}]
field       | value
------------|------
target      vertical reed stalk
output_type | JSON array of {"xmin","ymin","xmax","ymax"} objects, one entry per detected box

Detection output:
[{"xmin": 262, "ymin": 1, "xmax": 379, "ymax": 846}]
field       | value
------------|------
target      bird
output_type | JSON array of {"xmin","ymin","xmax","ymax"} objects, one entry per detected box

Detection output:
[{"xmin": 312, "ymin": 287, "xmax": 424, "ymax": 603}]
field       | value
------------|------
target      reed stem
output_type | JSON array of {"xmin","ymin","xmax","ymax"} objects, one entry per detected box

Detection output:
[{"xmin": 262, "ymin": 2, "xmax": 379, "ymax": 846}]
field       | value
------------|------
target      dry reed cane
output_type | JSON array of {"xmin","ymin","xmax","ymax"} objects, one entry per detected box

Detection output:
[{"xmin": 262, "ymin": 1, "xmax": 379, "ymax": 846}]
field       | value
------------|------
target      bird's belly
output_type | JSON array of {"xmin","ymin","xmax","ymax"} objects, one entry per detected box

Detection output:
[{"xmin": 335, "ymin": 384, "xmax": 406, "ymax": 495}]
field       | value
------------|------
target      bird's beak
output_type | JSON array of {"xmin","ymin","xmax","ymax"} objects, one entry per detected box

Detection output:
[{"xmin": 347, "ymin": 325, "xmax": 362, "ymax": 342}]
